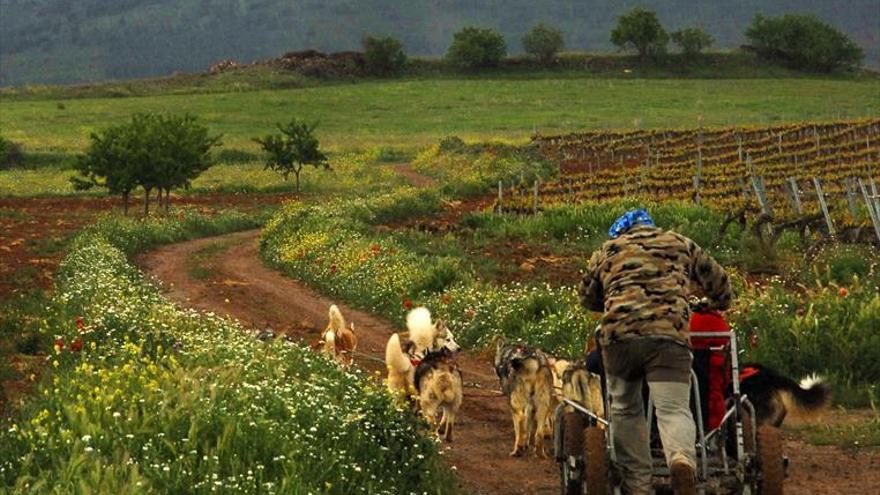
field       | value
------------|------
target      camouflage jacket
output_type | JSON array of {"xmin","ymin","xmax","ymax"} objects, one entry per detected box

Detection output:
[{"xmin": 579, "ymin": 225, "xmax": 731, "ymax": 346}]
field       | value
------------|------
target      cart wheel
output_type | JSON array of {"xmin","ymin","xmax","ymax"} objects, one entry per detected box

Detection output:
[
  {"xmin": 584, "ymin": 426, "xmax": 609, "ymax": 495},
  {"xmin": 757, "ymin": 426, "xmax": 784, "ymax": 495}
]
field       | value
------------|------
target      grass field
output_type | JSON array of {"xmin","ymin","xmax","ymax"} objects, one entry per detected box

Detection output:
[{"xmin": 2, "ymin": 76, "xmax": 879, "ymax": 155}]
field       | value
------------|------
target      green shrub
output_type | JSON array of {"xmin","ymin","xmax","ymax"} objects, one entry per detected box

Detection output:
[
  {"xmin": 522, "ymin": 23, "xmax": 565, "ymax": 64},
  {"xmin": 611, "ymin": 7, "xmax": 669, "ymax": 60},
  {"xmin": 0, "ymin": 136, "xmax": 25, "ymax": 169},
  {"xmin": 446, "ymin": 26, "xmax": 507, "ymax": 69},
  {"xmin": 362, "ymin": 35, "xmax": 407, "ymax": 76},
  {"xmin": 671, "ymin": 27, "xmax": 714, "ymax": 56},
  {"xmin": 254, "ymin": 118, "xmax": 328, "ymax": 192},
  {"xmin": 745, "ymin": 14, "xmax": 864, "ymax": 71}
]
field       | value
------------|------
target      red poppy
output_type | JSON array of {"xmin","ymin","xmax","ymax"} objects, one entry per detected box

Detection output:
[
  {"xmin": 329, "ymin": 264, "xmax": 338, "ymax": 275},
  {"xmin": 749, "ymin": 333, "xmax": 758, "ymax": 348},
  {"xmin": 441, "ymin": 294, "xmax": 451, "ymax": 305},
  {"xmin": 70, "ymin": 338, "xmax": 83, "ymax": 353},
  {"xmin": 838, "ymin": 287, "xmax": 849, "ymax": 298},
  {"xmin": 370, "ymin": 244, "xmax": 381, "ymax": 253},
  {"xmin": 54, "ymin": 338, "xmax": 64, "ymax": 352},
  {"xmin": 76, "ymin": 316, "xmax": 85, "ymax": 332},
  {"xmin": 402, "ymin": 298, "xmax": 413, "ymax": 309}
]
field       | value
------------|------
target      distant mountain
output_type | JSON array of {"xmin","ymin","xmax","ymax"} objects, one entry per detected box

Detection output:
[{"xmin": 1, "ymin": 0, "xmax": 877, "ymax": 86}]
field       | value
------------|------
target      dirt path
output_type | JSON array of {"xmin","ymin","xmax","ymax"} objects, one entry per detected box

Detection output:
[
  {"xmin": 138, "ymin": 230, "xmax": 880, "ymax": 495},
  {"xmin": 138, "ymin": 230, "xmax": 559, "ymax": 495}
]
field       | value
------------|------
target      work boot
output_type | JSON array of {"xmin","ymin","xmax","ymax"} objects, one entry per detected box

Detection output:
[{"xmin": 670, "ymin": 462, "xmax": 696, "ymax": 495}]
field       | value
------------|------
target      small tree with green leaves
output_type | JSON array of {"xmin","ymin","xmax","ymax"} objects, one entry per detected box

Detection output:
[
  {"xmin": 611, "ymin": 8, "xmax": 668, "ymax": 60},
  {"xmin": 152, "ymin": 113, "xmax": 221, "ymax": 209},
  {"xmin": 73, "ymin": 113, "xmax": 219, "ymax": 215},
  {"xmin": 363, "ymin": 35, "xmax": 407, "ymax": 76},
  {"xmin": 745, "ymin": 14, "xmax": 863, "ymax": 72},
  {"xmin": 446, "ymin": 26, "xmax": 507, "ymax": 69},
  {"xmin": 671, "ymin": 27, "xmax": 714, "ymax": 56},
  {"xmin": 73, "ymin": 119, "xmax": 146, "ymax": 215},
  {"xmin": 254, "ymin": 119, "xmax": 328, "ymax": 192},
  {"xmin": 522, "ymin": 23, "xmax": 565, "ymax": 65}
]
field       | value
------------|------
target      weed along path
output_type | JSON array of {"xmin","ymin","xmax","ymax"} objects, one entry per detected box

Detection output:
[
  {"xmin": 138, "ymin": 230, "xmax": 880, "ymax": 495},
  {"xmin": 139, "ymin": 229, "xmax": 560, "ymax": 495}
]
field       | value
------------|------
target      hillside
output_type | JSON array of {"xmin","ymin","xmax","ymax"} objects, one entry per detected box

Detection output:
[{"xmin": 1, "ymin": 0, "xmax": 878, "ymax": 85}]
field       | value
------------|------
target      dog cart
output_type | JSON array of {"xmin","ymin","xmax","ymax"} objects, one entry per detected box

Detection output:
[{"xmin": 554, "ymin": 314, "xmax": 785, "ymax": 494}]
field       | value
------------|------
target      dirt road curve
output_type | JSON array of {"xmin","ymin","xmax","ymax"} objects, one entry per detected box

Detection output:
[
  {"xmin": 138, "ymin": 230, "xmax": 559, "ymax": 495},
  {"xmin": 139, "ymin": 230, "xmax": 879, "ymax": 495}
]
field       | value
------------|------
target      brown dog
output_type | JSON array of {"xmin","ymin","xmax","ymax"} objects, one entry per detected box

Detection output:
[
  {"xmin": 415, "ymin": 348, "xmax": 463, "ymax": 442},
  {"xmin": 494, "ymin": 341, "xmax": 554, "ymax": 457},
  {"xmin": 312, "ymin": 305, "xmax": 357, "ymax": 367}
]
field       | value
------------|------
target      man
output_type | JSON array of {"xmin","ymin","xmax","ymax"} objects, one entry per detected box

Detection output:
[{"xmin": 579, "ymin": 209, "xmax": 731, "ymax": 495}]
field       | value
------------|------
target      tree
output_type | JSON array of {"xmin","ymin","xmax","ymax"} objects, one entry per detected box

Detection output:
[
  {"xmin": 363, "ymin": 35, "xmax": 407, "ymax": 76},
  {"xmin": 151, "ymin": 113, "xmax": 221, "ymax": 209},
  {"xmin": 610, "ymin": 8, "xmax": 668, "ymax": 60},
  {"xmin": 671, "ymin": 27, "xmax": 714, "ymax": 56},
  {"xmin": 72, "ymin": 113, "xmax": 219, "ymax": 215},
  {"xmin": 254, "ymin": 119, "xmax": 328, "ymax": 192},
  {"xmin": 522, "ymin": 23, "xmax": 565, "ymax": 65},
  {"xmin": 446, "ymin": 26, "xmax": 507, "ymax": 69},
  {"xmin": 745, "ymin": 14, "xmax": 863, "ymax": 72}
]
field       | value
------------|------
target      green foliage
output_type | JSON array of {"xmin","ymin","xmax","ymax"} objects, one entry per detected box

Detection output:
[
  {"xmin": 671, "ymin": 27, "xmax": 714, "ymax": 56},
  {"xmin": 0, "ymin": 136, "xmax": 25, "ymax": 169},
  {"xmin": 610, "ymin": 7, "xmax": 669, "ymax": 60},
  {"xmin": 254, "ymin": 119, "xmax": 328, "ymax": 191},
  {"xmin": 362, "ymin": 35, "xmax": 407, "ymax": 76},
  {"xmin": 72, "ymin": 113, "xmax": 220, "ymax": 214},
  {"xmin": 446, "ymin": 26, "xmax": 507, "ymax": 69},
  {"xmin": 522, "ymin": 23, "xmax": 565, "ymax": 64},
  {"xmin": 731, "ymin": 275, "xmax": 880, "ymax": 407},
  {"xmin": 0, "ymin": 213, "xmax": 456, "ymax": 494},
  {"xmin": 745, "ymin": 14, "xmax": 864, "ymax": 71}
]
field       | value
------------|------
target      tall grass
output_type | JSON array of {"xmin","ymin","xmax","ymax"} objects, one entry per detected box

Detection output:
[{"xmin": 0, "ymin": 212, "xmax": 457, "ymax": 494}]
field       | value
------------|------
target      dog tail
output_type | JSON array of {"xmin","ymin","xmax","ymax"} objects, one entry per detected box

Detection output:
[
  {"xmin": 406, "ymin": 307, "xmax": 434, "ymax": 349},
  {"xmin": 435, "ymin": 372, "xmax": 457, "ymax": 404},
  {"xmin": 385, "ymin": 333, "xmax": 412, "ymax": 374},
  {"xmin": 779, "ymin": 374, "xmax": 831, "ymax": 418},
  {"xmin": 328, "ymin": 304, "xmax": 346, "ymax": 332}
]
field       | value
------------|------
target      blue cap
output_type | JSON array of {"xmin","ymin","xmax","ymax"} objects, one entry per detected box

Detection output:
[{"xmin": 608, "ymin": 209, "xmax": 655, "ymax": 239}]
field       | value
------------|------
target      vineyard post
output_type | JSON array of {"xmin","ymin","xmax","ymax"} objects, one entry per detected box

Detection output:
[
  {"xmin": 786, "ymin": 178, "xmax": 803, "ymax": 215},
  {"xmin": 843, "ymin": 178, "xmax": 860, "ymax": 218},
  {"xmin": 751, "ymin": 175, "xmax": 774, "ymax": 217},
  {"xmin": 870, "ymin": 177, "xmax": 880, "ymax": 218},
  {"xmin": 813, "ymin": 178, "xmax": 835, "ymax": 235},
  {"xmin": 737, "ymin": 135, "xmax": 743, "ymax": 163},
  {"xmin": 857, "ymin": 178, "xmax": 880, "ymax": 244},
  {"xmin": 692, "ymin": 175, "xmax": 701, "ymax": 205}
]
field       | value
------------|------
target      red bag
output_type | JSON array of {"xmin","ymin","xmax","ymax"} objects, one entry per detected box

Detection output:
[{"xmin": 689, "ymin": 311, "xmax": 730, "ymax": 430}]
